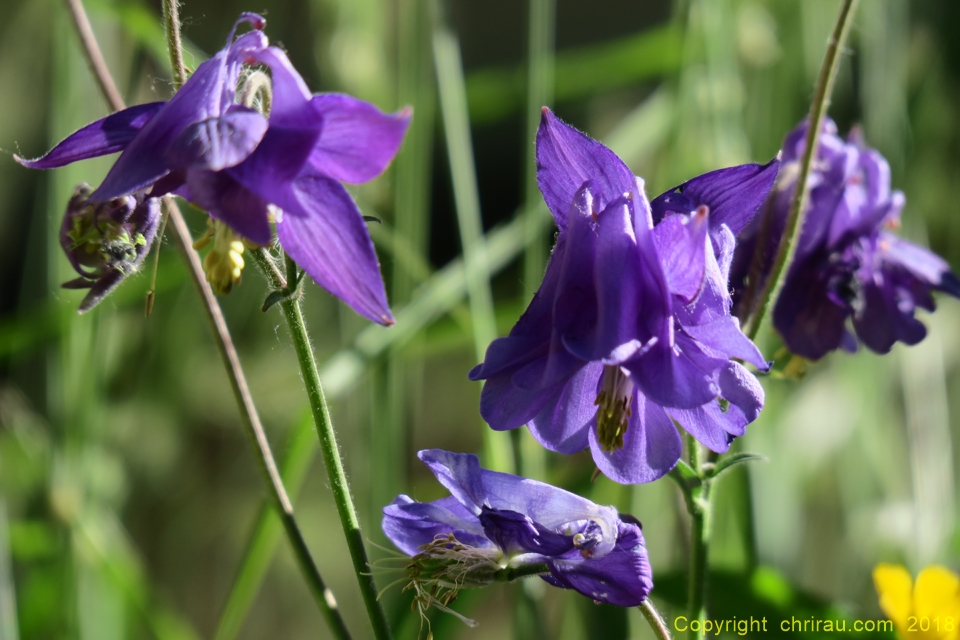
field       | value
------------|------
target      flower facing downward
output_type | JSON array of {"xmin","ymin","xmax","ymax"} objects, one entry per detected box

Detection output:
[
  {"xmin": 731, "ymin": 119, "xmax": 960, "ymax": 359},
  {"xmin": 469, "ymin": 109, "xmax": 777, "ymax": 484},
  {"xmin": 59, "ymin": 184, "xmax": 160, "ymax": 313},
  {"xmin": 16, "ymin": 13, "xmax": 410, "ymax": 324},
  {"xmin": 874, "ymin": 564, "xmax": 960, "ymax": 640},
  {"xmin": 382, "ymin": 450, "xmax": 652, "ymax": 612}
]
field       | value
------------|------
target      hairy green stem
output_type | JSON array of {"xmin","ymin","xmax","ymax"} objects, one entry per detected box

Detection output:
[
  {"xmin": 251, "ymin": 250, "xmax": 393, "ymax": 640},
  {"xmin": 684, "ymin": 434, "xmax": 710, "ymax": 640},
  {"xmin": 640, "ymin": 599, "xmax": 673, "ymax": 640},
  {"xmin": 745, "ymin": 0, "xmax": 861, "ymax": 339},
  {"xmin": 54, "ymin": 1, "xmax": 357, "ymax": 636},
  {"xmin": 166, "ymin": 205, "xmax": 352, "ymax": 640},
  {"xmin": 495, "ymin": 562, "xmax": 550, "ymax": 582},
  {"xmin": 161, "ymin": 0, "xmax": 187, "ymax": 88}
]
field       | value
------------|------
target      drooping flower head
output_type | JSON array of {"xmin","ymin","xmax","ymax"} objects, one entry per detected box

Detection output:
[
  {"xmin": 16, "ymin": 13, "xmax": 410, "ymax": 324},
  {"xmin": 382, "ymin": 449, "xmax": 652, "ymax": 610},
  {"xmin": 731, "ymin": 119, "xmax": 960, "ymax": 359},
  {"xmin": 469, "ymin": 109, "xmax": 777, "ymax": 484},
  {"xmin": 59, "ymin": 184, "xmax": 160, "ymax": 313},
  {"xmin": 874, "ymin": 563, "xmax": 960, "ymax": 640}
]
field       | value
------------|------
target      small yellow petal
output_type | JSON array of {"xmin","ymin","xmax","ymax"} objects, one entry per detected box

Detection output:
[
  {"xmin": 915, "ymin": 566, "xmax": 960, "ymax": 639},
  {"xmin": 875, "ymin": 563, "xmax": 914, "ymax": 633}
]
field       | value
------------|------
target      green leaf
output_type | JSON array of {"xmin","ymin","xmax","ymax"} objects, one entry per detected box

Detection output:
[{"xmin": 707, "ymin": 453, "xmax": 767, "ymax": 479}]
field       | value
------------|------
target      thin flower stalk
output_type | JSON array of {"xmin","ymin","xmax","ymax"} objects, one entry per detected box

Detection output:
[
  {"xmin": 744, "ymin": 0, "xmax": 861, "ymax": 339},
  {"xmin": 62, "ymin": 0, "xmax": 353, "ymax": 636},
  {"xmin": 251, "ymin": 250, "xmax": 394, "ymax": 640}
]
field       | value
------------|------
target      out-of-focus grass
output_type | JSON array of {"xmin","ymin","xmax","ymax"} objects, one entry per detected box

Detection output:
[{"xmin": 2, "ymin": 0, "xmax": 960, "ymax": 638}]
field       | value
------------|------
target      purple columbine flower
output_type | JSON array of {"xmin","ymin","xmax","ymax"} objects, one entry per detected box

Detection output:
[
  {"xmin": 59, "ymin": 184, "xmax": 160, "ymax": 313},
  {"xmin": 382, "ymin": 449, "xmax": 652, "ymax": 608},
  {"xmin": 730, "ymin": 119, "xmax": 960, "ymax": 360},
  {"xmin": 469, "ymin": 109, "xmax": 777, "ymax": 484},
  {"xmin": 16, "ymin": 13, "xmax": 410, "ymax": 325}
]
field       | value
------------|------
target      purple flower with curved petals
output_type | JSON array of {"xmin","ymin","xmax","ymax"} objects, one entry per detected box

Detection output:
[
  {"xmin": 731, "ymin": 119, "xmax": 960, "ymax": 360},
  {"xmin": 382, "ymin": 449, "xmax": 652, "ymax": 607},
  {"xmin": 16, "ymin": 13, "xmax": 410, "ymax": 325},
  {"xmin": 58, "ymin": 184, "xmax": 160, "ymax": 313},
  {"xmin": 469, "ymin": 110, "xmax": 776, "ymax": 483}
]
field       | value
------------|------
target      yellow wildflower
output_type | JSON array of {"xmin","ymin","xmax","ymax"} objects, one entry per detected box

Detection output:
[{"xmin": 874, "ymin": 564, "xmax": 960, "ymax": 640}]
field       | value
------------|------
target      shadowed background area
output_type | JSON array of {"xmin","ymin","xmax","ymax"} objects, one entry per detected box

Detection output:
[{"xmin": 1, "ymin": 0, "xmax": 960, "ymax": 638}]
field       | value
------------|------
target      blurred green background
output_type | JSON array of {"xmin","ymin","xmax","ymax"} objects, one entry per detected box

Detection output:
[{"xmin": 1, "ymin": 0, "xmax": 959, "ymax": 637}]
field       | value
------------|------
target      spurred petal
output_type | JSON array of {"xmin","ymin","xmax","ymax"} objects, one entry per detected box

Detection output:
[
  {"xmin": 881, "ymin": 233, "xmax": 960, "ymax": 294},
  {"xmin": 650, "ymin": 158, "xmax": 779, "ymax": 236},
  {"xmin": 382, "ymin": 495, "xmax": 492, "ymax": 556},
  {"xmin": 309, "ymin": 94, "xmax": 412, "ymax": 184},
  {"xmin": 271, "ymin": 171, "xmax": 393, "ymax": 325},
  {"xmin": 247, "ymin": 47, "xmax": 314, "ymax": 127},
  {"xmin": 535, "ymin": 108, "xmax": 635, "ymax": 231},
  {"xmin": 681, "ymin": 316, "xmax": 767, "ymax": 370},
  {"xmin": 526, "ymin": 362, "xmax": 601, "ymax": 454},
  {"xmin": 589, "ymin": 390, "xmax": 682, "ymax": 484},
  {"xmin": 419, "ymin": 449, "xmax": 620, "ymax": 557},
  {"xmin": 16, "ymin": 102, "xmax": 164, "ymax": 169},
  {"xmin": 546, "ymin": 521, "xmax": 652, "ymax": 607},
  {"xmin": 91, "ymin": 47, "xmax": 241, "ymax": 200},
  {"xmin": 653, "ymin": 208, "xmax": 709, "ymax": 302},
  {"xmin": 165, "ymin": 106, "xmax": 267, "ymax": 172}
]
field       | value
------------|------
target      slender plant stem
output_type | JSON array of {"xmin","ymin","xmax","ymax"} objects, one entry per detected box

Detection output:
[
  {"xmin": 745, "ymin": 0, "xmax": 861, "ymax": 339},
  {"xmin": 640, "ymin": 599, "xmax": 673, "ymax": 640},
  {"xmin": 251, "ymin": 250, "xmax": 394, "ymax": 640},
  {"xmin": 165, "ymin": 203, "xmax": 352, "ymax": 640},
  {"xmin": 63, "ymin": 0, "xmax": 124, "ymax": 111},
  {"xmin": 684, "ymin": 434, "xmax": 709, "ymax": 640},
  {"xmin": 162, "ymin": 0, "xmax": 187, "ymax": 88},
  {"xmin": 64, "ymin": 0, "xmax": 352, "ymax": 635},
  {"xmin": 495, "ymin": 562, "xmax": 550, "ymax": 582}
]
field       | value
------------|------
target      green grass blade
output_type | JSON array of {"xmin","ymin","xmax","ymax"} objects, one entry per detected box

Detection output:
[{"xmin": 432, "ymin": 24, "xmax": 514, "ymax": 473}]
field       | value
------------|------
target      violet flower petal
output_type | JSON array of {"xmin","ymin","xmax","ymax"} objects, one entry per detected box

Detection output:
[
  {"xmin": 308, "ymin": 94, "xmax": 412, "ymax": 184},
  {"xmin": 382, "ymin": 495, "xmax": 492, "ymax": 555},
  {"xmin": 15, "ymin": 102, "xmax": 164, "ymax": 169},
  {"xmin": 185, "ymin": 170, "xmax": 272, "ymax": 245},
  {"xmin": 589, "ymin": 390, "xmax": 682, "ymax": 484},
  {"xmin": 535, "ymin": 108, "xmax": 635, "ymax": 231},
  {"xmin": 165, "ymin": 105, "xmax": 268, "ymax": 172},
  {"xmin": 526, "ymin": 362, "xmax": 602, "ymax": 454},
  {"xmin": 653, "ymin": 208, "xmax": 709, "ymax": 302},
  {"xmin": 650, "ymin": 158, "xmax": 779, "ymax": 237},
  {"xmin": 272, "ymin": 171, "xmax": 394, "ymax": 325},
  {"xmin": 546, "ymin": 521, "xmax": 652, "ymax": 607}
]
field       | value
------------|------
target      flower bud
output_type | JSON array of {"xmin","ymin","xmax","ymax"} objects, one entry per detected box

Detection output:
[{"xmin": 60, "ymin": 184, "xmax": 160, "ymax": 313}]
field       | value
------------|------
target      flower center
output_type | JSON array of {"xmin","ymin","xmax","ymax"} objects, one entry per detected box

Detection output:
[
  {"xmin": 64, "ymin": 189, "xmax": 144, "ymax": 276},
  {"xmin": 594, "ymin": 365, "xmax": 634, "ymax": 453},
  {"xmin": 193, "ymin": 219, "xmax": 252, "ymax": 295}
]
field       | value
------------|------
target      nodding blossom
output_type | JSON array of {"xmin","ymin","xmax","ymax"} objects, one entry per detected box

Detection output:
[
  {"xmin": 469, "ymin": 109, "xmax": 777, "ymax": 484},
  {"xmin": 59, "ymin": 184, "xmax": 160, "ymax": 313},
  {"xmin": 16, "ymin": 13, "xmax": 410, "ymax": 324},
  {"xmin": 382, "ymin": 449, "xmax": 653, "ymax": 610},
  {"xmin": 730, "ymin": 119, "xmax": 960, "ymax": 360}
]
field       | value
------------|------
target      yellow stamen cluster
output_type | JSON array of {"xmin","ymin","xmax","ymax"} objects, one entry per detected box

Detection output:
[{"xmin": 193, "ymin": 220, "xmax": 250, "ymax": 295}]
